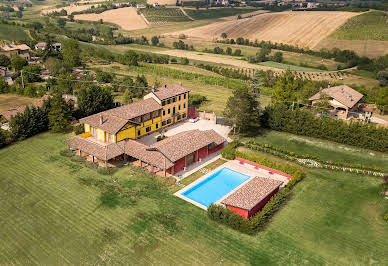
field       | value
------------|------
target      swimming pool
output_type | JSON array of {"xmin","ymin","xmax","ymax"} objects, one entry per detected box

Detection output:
[{"xmin": 181, "ymin": 167, "xmax": 251, "ymax": 207}]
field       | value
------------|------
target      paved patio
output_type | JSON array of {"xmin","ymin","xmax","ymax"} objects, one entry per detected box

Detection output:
[{"xmin": 138, "ymin": 118, "xmax": 232, "ymax": 145}]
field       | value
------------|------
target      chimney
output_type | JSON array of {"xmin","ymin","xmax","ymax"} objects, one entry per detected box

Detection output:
[
  {"xmin": 151, "ymin": 86, "xmax": 155, "ymax": 93},
  {"xmin": 164, "ymin": 84, "xmax": 167, "ymax": 88},
  {"xmin": 100, "ymin": 115, "xmax": 103, "ymax": 125}
]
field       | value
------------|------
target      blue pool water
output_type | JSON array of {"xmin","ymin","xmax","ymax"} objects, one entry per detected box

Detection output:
[{"xmin": 181, "ymin": 167, "xmax": 250, "ymax": 207}]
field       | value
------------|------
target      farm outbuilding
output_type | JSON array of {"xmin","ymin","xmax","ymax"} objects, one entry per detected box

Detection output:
[{"xmin": 221, "ymin": 177, "xmax": 283, "ymax": 218}]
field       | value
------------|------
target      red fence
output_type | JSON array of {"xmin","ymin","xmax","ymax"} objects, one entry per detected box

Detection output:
[{"xmin": 235, "ymin": 157, "xmax": 293, "ymax": 179}]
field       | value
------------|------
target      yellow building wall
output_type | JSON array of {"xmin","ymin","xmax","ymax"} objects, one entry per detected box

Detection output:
[
  {"xmin": 161, "ymin": 92, "xmax": 189, "ymax": 126},
  {"xmin": 84, "ymin": 124, "xmax": 90, "ymax": 133},
  {"xmin": 96, "ymin": 128, "xmax": 106, "ymax": 142},
  {"xmin": 116, "ymin": 116, "xmax": 161, "ymax": 141}
]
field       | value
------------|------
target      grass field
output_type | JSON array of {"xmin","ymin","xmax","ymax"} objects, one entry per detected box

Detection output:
[
  {"xmin": 0, "ymin": 23, "xmax": 29, "ymax": 40},
  {"xmin": 242, "ymin": 131, "xmax": 388, "ymax": 172},
  {"xmin": 258, "ymin": 61, "xmax": 324, "ymax": 72},
  {"xmin": 0, "ymin": 132, "xmax": 387, "ymax": 264},
  {"xmin": 0, "ymin": 94, "xmax": 36, "ymax": 113},
  {"xmin": 330, "ymin": 11, "xmax": 388, "ymax": 41},
  {"xmin": 184, "ymin": 8, "xmax": 258, "ymax": 20}
]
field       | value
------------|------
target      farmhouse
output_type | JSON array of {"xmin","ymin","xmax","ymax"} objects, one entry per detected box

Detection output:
[
  {"xmin": 222, "ymin": 177, "xmax": 283, "ymax": 218},
  {"xmin": 0, "ymin": 44, "xmax": 30, "ymax": 61},
  {"xmin": 67, "ymin": 84, "xmax": 225, "ymax": 174},
  {"xmin": 309, "ymin": 85, "xmax": 364, "ymax": 119}
]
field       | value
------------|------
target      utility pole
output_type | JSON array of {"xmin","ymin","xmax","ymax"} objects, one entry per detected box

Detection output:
[{"xmin": 21, "ymin": 69, "xmax": 25, "ymax": 88}]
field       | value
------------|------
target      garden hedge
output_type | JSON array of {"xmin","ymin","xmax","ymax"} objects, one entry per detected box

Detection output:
[{"xmin": 263, "ymin": 104, "xmax": 388, "ymax": 152}]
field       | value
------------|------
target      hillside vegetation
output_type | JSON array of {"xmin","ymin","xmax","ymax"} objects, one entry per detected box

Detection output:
[
  {"xmin": 330, "ymin": 11, "xmax": 388, "ymax": 41},
  {"xmin": 0, "ymin": 23, "xmax": 28, "ymax": 40},
  {"xmin": 184, "ymin": 8, "xmax": 257, "ymax": 20}
]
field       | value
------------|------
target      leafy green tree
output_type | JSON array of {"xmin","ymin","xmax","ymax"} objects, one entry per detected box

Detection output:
[
  {"xmin": 78, "ymin": 84, "xmax": 114, "ymax": 117},
  {"xmin": 233, "ymin": 49, "xmax": 241, "ymax": 56},
  {"xmin": 95, "ymin": 70, "xmax": 114, "ymax": 83},
  {"xmin": 271, "ymin": 70, "xmax": 299, "ymax": 104},
  {"xmin": 0, "ymin": 129, "xmax": 10, "ymax": 148},
  {"xmin": 23, "ymin": 84, "xmax": 37, "ymax": 97},
  {"xmin": 15, "ymin": 10, "xmax": 22, "ymax": 18},
  {"xmin": 0, "ymin": 78, "xmax": 9, "ymax": 93},
  {"xmin": 151, "ymin": 36, "xmax": 159, "ymax": 46},
  {"xmin": 226, "ymin": 47, "xmax": 232, "ymax": 55},
  {"xmin": 221, "ymin": 32, "xmax": 227, "ymax": 39},
  {"xmin": 120, "ymin": 76, "xmax": 134, "ymax": 93},
  {"xmin": 377, "ymin": 70, "xmax": 388, "ymax": 87},
  {"xmin": 271, "ymin": 51, "xmax": 283, "ymax": 63},
  {"xmin": 11, "ymin": 56, "xmax": 27, "ymax": 71},
  {"xmin": 224, "ymin": 86, "xmax": 261, "ymax": 133},
  {"xmin": 49, "ymin": 93, "xmax": 73, "ymax": 132},
  {"xmin": 121, "ymin": 50, "xmax": 138, "ymax": 66},
  {"xmin": 62, "ymin": 39, "xmax": 81, "ymax": 68},
  {"xmin": 57, "ymin": 18, "xmax": 66, "ymax": 28},
  {"xmin": 180, "ymin": 57, "xmax": 189, "ymax": 65},
  {"xmin": 22, "ymin": 65, "xmax": 41, "ymax": 83},
  {"xmin": 122, "ymin": 89, "xmax": 133, "ymax": 104},
  {"xmin": 313, "ymin": 93, "xmax": 332, "ymax": 115},
  {"xmin": 376, "ymin": 86, "xmax": 388, "ymax": 113},
  {"xmin": 0, "ymin": 54, "xmax": 10, "ymax": 67},
  {"xmin": 133, "ymin": 75, "xmax": 148, "ymax": 98},
  {"xmin": 68, "ymin": 14, "xmax": 74, "ymax": 22}
]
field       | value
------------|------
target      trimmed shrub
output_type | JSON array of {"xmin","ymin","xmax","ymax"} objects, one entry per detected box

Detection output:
[
  {"xmin": 221, "ymin": 141, "xmax": 240, "ymax": 159},
  {"xmin": 73, "ymin": 123, "xmax": 84, "ymax": 135}
]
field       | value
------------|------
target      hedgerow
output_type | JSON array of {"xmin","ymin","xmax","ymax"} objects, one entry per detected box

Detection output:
[{"xmin": 263, "ymin": 104, "xmax": 388, "ymax": 152}]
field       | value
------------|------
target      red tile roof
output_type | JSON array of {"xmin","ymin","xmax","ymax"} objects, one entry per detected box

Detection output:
[
  {"xmin": 67, "ymin": 129, "xmax": 225, "ymax": 169},
  {"xmin": 151, "ymin": 129, "xmax": 225, "ymax": 162},
  {"xmin": 309, "ymin": 85, "xmax": 363, "ymax": 108},
  {"xmin": 79, "ymin": 98, "xmax": 162, "ymax": 134},
  {"xmin": 152, "ymin": 84, "xmax": 190, "ymax": 101},
  {"xmin": 221, "ymin": 177, "xmax": 283, "ymax": 211},
  {"xmin": 1, "ymin": 95, "xmax": 50, "ymax": 121}
]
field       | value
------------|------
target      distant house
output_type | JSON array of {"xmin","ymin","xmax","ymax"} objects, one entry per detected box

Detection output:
[
  {"xmin": 0, "ymin": 44, "xmax": 30, "ymax": 61},
  {"xmin": 0, "ymin": 95, "xmax": 50, "ymax": 122},
  {"xmin": 309, "ymin": 85, "xmax": 363, "ymax": 119},
  {"xmin": 34, "ymin": 42, "xmax": 47, "ymax": 50},
  {"xmin": 136, "ymin": 4, "xmax": 146, "ymax": 8},
  {"xmin": 152, "ymin": 2, "xmax": 159, "ymax": 7},
  {"xmin": 34, "ymin": 42, "xmax": 62, "ymax": 52}
]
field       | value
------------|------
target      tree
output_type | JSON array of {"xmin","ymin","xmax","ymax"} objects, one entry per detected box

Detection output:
[
  {"xmin": 78, "ymin": 84, "xmax": 114, "ymax": 117},
  {"xmin": 180, "ymin": 57, "xmax": 189, "ymax": 65},
  {"xmin": 95, "ymin": 70, "xmax": 114, "ymax": 83},
  {"xmin": 271, "ymin": 51, "xmax": 283, "ymax": 63},
  {"xmin": 0, "ymin": 54, "xmax": 11, "ymax": 67},
  {"xmin": 11, "ymin": 56, "xmax": 27, "ymax": 71},
  {"xmin": 121, "ymin": 50, "xmax": 138, "ymax": 66},
  {"xmin": 122, "ymin": 89, "xmax": 133, "ymax": 104},
  {"xmin": 68, "ymin": 14, "xmax": 74, "ymax": 22},
  {"xmin": 48, "ymin": 93, "xmax": 73, "ymax": 132},
  {"xmin": 15, "ymin": 10, "xmax": 22, "ymax": 18},
  {"xmin": 226, "ymin": 47, "xmax": 232, "ymax": 55},
  {"xmin": 377, "ymin": 70, "xmax": 388, "ymax": 87},
  {"xmin": 313, "ymin": 93, "xmax": 331, "ymax": 115},
  {"xmin": 57, "ymin": 18, "xmax": 66, "ymax": 28},
  {"xmin": 224, "ymin": 86, "xmax": 261, "ymax": 133},
  {"xmin": 376, "ymin": 86, "xmax": 388, "ymax": 113},
  {"xmin": 22, "ymin": 65, "xmax": 41, "ymax": 82},
  {"xmin": 271, "ymin": 70, "xmax": 299, "ymax": 104},
  {"xmin": 151, "ymin": 36, "xmax": 159, "ymax": 46},
  {"xmin": 233, "ymin": 49, "xmax": 241, "ymax": 56},
  {"xmin": 221, "ymin": 32, "xmax": 227, "ymax": 39},
  {"xmin": 0, "ymin": 78, "xmax": 9, "ymax": 93},
  {"xmin": 62, "ymin": 39, "xmax": 81, "ymax": 68}
]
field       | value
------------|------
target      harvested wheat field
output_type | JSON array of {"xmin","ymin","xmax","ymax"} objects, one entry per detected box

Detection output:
[
  {"xmin": 172, "ymin": 11, "xmax": 357, "ymax": 48},
  {"xmin": 147, "ymin": 0, "xmax": 177, "ymax": 5},
  {"xmin": 74, "ymin": 7, "xmax": 149, "ymax": 31},
  {"xmin": 41, "ymin": 4, "xmax": 95, "ymax": 15}
]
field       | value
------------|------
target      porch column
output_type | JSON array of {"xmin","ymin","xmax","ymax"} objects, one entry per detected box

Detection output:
[
  {"xmin": 184, "ymin": 156, "xmax": 187, "ymax": 167},
  {"xmin": 92, "ymin": 156, "xmax": 94, "ymax": 163},
  {"xmin": 140, "ymin": 161, "xmax": 143, "ymax": 167},
  {"xmin": 195, "ymin": 150, "xmax": 199, "ymax": 162}
]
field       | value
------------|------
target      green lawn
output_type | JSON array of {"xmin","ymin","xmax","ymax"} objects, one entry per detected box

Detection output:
[
  {"xmin": 330, "ymin": 11, "xmax": 388, "ymax": 41},
  {"xmin": 0, "ymin": 23, "xmax": 29, "ymax": 40},
  {"xmin": 0, "ymin": 132, "xmax": 387, "ymax": 264},
  {"xmin": 258, "ymin": 61, "xmax": 324, "ymax": 72},
  {"xmin": 242, "ymin": 131, "xmax": 388, "ymax": 172},
  {"xmin": 185, "ymin": 8, "xmax": 257, "ymax": 20}
]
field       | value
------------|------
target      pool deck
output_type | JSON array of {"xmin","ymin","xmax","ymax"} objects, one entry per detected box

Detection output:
[{"xmin": 174, "ymin": 160, "xmax": 290, "ymax": 210}]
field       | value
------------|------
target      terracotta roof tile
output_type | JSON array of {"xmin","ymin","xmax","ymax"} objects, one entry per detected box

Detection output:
[
  {"xmin": 79, "ymin": 98, "xmax": 162, "ymax": 134},
  {"xmin": 309, "ymin": 85, "xmax": 363, "ymax": 108},
  {"xmin": 151, "ymin": 129, "xmax": 226, "ymax": 162},
  {"xmin": 1, "ymin": 95, "xmax": 50, "ymax": 121},
  {"xmin": 222, "ymin": 177, "xmax": 283, "ymax": 210},
  {"xmin": 67, "ymin": 136, "xmax": 125, "ymax": 161},
  {"xmin": 152, "ymin": 84, "xmax": 190, "ymax": 101}
]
